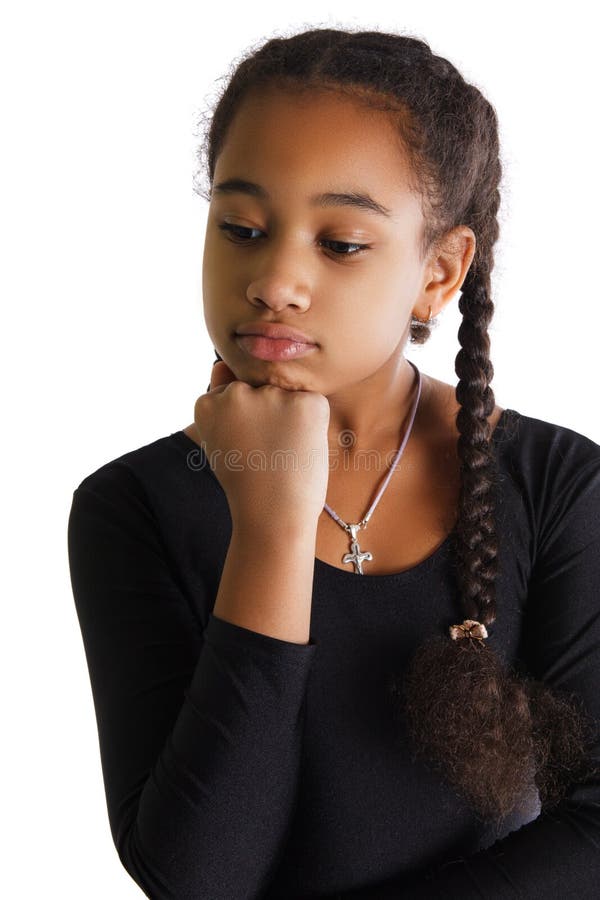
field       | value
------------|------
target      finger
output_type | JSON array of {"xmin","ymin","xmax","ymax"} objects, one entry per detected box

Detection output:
[{"xmin": 208, "ymin": 360, "xmax": 239, "ymax": 392}]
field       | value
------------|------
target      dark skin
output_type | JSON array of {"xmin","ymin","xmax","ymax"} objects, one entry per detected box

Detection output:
[{"xmin": 184, "ymin": 87, "xmax": 503, "ymax": 574}]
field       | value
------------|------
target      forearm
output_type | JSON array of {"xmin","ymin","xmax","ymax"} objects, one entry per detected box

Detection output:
[
  {"xmin": 328, "ymin": 801, "xmax": 600, "ymax": 899},
  {"xmin": 128, "ymin": 612, "xmax": 317, "ymax": 898},
  {"xmin": 213, "ymin": 519, "xmax": 319, "ymax": 644}
]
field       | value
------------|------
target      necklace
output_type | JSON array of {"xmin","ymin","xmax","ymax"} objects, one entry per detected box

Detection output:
[{"xmin": 322, "ymin": 359, "xmax": 423, "ymax": 574}]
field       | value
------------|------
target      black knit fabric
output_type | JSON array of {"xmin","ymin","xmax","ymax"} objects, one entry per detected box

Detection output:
[{"xmin": 67, "ymin": 408, "xmax": 600, "ymax": 899}]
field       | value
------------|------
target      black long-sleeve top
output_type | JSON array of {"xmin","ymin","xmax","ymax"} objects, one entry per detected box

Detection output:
[{"xmin": 67, "ymin": 407, "xmax": 600, "ymax": 899}]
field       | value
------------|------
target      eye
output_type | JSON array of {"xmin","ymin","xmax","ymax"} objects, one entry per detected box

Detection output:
[
  {"xmin": 217, "ymin": 222, "xmax": 371, "ymax": 258},
  {"xmin": 323, "ymin": 239, "xmax": 369, "ymax": 257},
  {"xmin": 218, "ymin": 223, "xmax": 263, "ymax": 242}
]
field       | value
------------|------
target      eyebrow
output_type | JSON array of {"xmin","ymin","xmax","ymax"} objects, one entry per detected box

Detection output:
[{"xmin": 212, "ymin": 177, "xmax": 393, "ymax": 219}]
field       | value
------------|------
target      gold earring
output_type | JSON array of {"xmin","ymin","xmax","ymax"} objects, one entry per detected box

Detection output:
[{"xmin": 412, "ymin": 305, "xmax": 433, "ymax": 324}]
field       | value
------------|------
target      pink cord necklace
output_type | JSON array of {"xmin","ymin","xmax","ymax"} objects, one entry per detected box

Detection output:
[{"xmin": 322, "ymin": 359, "xmax": 423, "ymax": 574}]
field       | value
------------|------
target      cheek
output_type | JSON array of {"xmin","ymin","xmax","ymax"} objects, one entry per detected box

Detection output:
[
  {"xmin": 202, "ymin": 244, "xmax": 239, "ymax": 320},
  {"xmin": 325, "ymin": 278, "xmax": 405, "ymax": 331},
  {"xmin": 326, "ymin": 313, "xmax": 401, "ymax": 366}
]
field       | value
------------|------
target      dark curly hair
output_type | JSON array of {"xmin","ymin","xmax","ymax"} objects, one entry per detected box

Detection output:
[{"xmin": 193, "ymin": 25, "xmax": 596, "ymax": 827}]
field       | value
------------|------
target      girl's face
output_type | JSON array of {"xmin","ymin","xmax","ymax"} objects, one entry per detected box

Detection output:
[{"xmin": 202, "ymin": 86, "xmax": 431, "ymax": 396}]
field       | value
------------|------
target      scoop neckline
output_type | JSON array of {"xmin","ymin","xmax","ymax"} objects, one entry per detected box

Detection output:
[{"xmin": 174, "ymin": 406, "xmax": 518, "ymax": 582}]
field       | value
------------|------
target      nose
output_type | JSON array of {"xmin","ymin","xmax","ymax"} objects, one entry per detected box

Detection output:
[{"xmin": 245, "ymin": 247, "xmax": 312, "ymax": 313}]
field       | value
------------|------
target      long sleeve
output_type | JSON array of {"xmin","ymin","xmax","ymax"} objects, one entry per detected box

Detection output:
[
  {"xmin": 329, "ymin": 447, "xmax": 600, "ymax": 899},
  {"xmin": 67, "ymin": 463, "xmax": 317, "ymax": 900}
]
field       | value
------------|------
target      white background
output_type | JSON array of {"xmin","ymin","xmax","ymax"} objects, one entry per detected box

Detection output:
[{"xmin": 2, "ymin": 1, "xmax": 598, "ymax": 897}]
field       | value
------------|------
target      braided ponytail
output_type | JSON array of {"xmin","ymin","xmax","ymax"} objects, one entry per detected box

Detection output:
[
  {"xmin": 400, "ymin": 263, "xmax": 530, "ymax": 824},
  {"xmin": 403, "ymin": 242, "xmax": 592, "ymax": 825},
  {"xmin": 400, "ymin": 248, "xmax": 588, "ymax": 824},
  {"xmin": 196, "ymin": 26, "xmax": 596, "ymax": 825}
]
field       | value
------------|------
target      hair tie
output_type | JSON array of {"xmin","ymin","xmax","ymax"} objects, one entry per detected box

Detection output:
[{"xmin": 449, "ymin": 619, "xmax": 488, "ymax": 642}]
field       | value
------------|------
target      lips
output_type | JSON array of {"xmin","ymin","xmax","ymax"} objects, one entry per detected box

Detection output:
[
  {"xmin": 235, "ymin": 334, "xmax": 318, "ymax": 361},
  {"xmin": 235, "ymin": 322, "xmax": 317, "ymax": 344}
]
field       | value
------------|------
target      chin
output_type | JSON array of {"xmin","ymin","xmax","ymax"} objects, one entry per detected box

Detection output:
[{"xmin": 264, "ymin": 372, "xmax": 313, "ymax": 392}]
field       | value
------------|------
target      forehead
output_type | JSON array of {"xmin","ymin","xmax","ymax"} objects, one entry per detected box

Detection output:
[{"xmin": 213, "ymin": 86, "xmax": 421, "ymax": 214}]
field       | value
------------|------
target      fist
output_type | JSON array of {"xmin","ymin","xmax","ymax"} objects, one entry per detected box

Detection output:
[{"xmin": 193, "ymin": 360, "xmax": 331, "ymax": 529}]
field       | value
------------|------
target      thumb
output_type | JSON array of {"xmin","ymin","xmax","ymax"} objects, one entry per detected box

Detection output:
[{"xmin": 207, "ymin": 359, "xmax": 239, "ymax": 392}]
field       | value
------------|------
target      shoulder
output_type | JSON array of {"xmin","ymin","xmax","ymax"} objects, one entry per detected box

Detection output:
[
  {"xmin": 72, "ymin": 429, "xmax": 218, "ymax": 511},
  {"xmin": 69, "ymin": 431, "xmax": 231, "ymax": 597},
  {"xmin": 496, "ymin": 409, "xmax": 600, "ymax": 563},
  {"xmin": 429, "ymin": 375, "xmax": 600, "ymax": 561},
  {"xmin": 497, "ymin": 408, "xmax": 600, "ymax": 477}
]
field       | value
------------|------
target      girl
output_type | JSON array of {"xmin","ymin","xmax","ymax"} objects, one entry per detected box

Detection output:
[{"xmin": 68, "ymin": 27, "xmax": 600, "ymax": 899}]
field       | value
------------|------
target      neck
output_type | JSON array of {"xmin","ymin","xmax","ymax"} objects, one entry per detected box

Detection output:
[{"xmin": 325, "ymin": 355, "xmax": 426, "ymax": 453}]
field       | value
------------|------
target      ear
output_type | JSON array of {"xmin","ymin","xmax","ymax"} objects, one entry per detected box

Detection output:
[{"xmin": 415, "ymin": 226, "xmax": 476, "ymax": 319}]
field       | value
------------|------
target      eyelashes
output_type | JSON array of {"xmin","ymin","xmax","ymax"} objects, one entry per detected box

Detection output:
[{"xmin": 217, "ymin": 222, "xmax": 371, "ymax": 258}]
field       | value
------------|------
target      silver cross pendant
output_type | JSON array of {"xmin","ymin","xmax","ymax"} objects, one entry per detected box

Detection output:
[{"xmin": 342, "ymin": 523, "xmax": 373, "ymax": 575}]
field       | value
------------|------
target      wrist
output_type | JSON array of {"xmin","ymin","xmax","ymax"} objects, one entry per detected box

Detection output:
[{"xmin": 230, "ymin": 514, "xmax": 319, "ymax": 548}]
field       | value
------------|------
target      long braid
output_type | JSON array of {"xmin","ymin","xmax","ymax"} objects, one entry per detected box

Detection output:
[
  {"xmin": 454, "ymin": 272, "xmax": 499, "ymax": 626},
  {"xmin": 197, "ymin": 26, "xmax": 597, "ymax": 825},
  {"xmin": 452, "ymin": 134, "xmax": 503, "ymax": 631}
]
